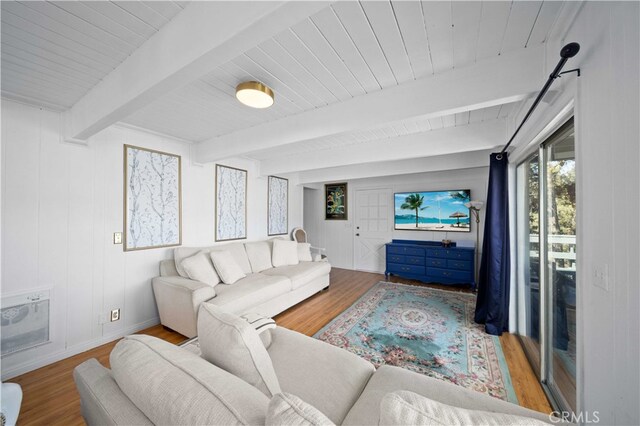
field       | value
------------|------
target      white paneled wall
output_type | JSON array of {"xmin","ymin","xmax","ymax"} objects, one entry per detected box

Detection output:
[
  {"xmin": 305, "ymin": 167, "xmax": 489, "ymax": 271},
  {"xmin": 0, "ymin": 99, "xmax": 302, "ymax": 379}
]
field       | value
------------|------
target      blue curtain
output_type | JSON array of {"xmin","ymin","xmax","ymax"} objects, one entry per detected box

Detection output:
[{"xmin": 475, "ymin": 153, "xmax": 510, "ymax": 336}]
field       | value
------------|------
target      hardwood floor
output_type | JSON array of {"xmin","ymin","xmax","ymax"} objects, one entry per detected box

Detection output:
[{"xmin": 9, "ymin": 268, "xmax": 551, "ymax": 425}]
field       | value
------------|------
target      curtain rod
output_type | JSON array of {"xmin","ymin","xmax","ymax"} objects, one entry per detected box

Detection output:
[{"xmin": 498, "ymin": 42, "xmax": 581, "ymax": 158}]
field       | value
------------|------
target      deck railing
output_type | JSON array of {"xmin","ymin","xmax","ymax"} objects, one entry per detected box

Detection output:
[{"xmin": 529, "ymin": 234, "xmax": 576, "ymax": 272}]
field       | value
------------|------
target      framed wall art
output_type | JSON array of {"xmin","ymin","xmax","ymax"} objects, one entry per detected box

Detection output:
[
  {"xmin": 267, "ymin": 176, "xmax": 288, "ymax": 236},
  {"xmin": 325, "ymin": 182, "xmax": 348, "ymax": 220},
  {"xmin": 124, "ymin": 145, "xmax": 181, "ymax": 251},
  {"xmin": 216, "ymin": 164, "xmax": 247, "ymax": 241}
]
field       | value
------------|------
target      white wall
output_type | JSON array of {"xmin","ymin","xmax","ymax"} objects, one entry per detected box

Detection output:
[
  {"xmin": 508, "ymin": 2, "xmax": 639, "ymax": 423},
  {"xmin": 0, "ymin": 99, "xmax": 302, "ymax": 379},
  {"xmin": 305, "ymin": 167, "xmax": 489, "ymax": 271}
]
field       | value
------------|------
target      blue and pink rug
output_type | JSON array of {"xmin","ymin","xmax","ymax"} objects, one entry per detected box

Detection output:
[{"xmin": 314, "ymin": 281, "xmax": 518, "ymax": 403}]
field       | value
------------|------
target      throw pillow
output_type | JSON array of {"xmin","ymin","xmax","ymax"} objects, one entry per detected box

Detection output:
[
  {"xmin": 181, "ymin": 251, "xmax": 220, "ymax": 287},
  {"xmin": 266, "ymin": 393, "xmax": 335, "ymax": 426},
  {"xmin": 272, "ymin": 240, "xmax": 299, "ymax": 267},
  {"xmin": 210, "ymin": 250, "xmax": 246, "ymax": 284},
  {"xmin": 173, "ymin": 247, "xmax": 201, "ymax": 277},
  {"xmin": 245, "ymin": 242, "xmax": 274, "ymax": 272},
  {"xmin": 380, "ymin": 391, "xmax": 549, "ymax": 426},
  {"xmin": 297, "ymin": 243, "xmax": 313, "ymax": 262},
  {"xmin": 197, "ymin": 304, "xmax": 281, "ymax": 397}
]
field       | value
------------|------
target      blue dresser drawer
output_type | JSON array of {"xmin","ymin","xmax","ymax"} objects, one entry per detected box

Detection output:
[
  {"xmin": 406, "ymin": 256, "xmax": 425, "ymax": 266},
  {"xmin": 388, "ymin": 245, "xmax": 424, "ymax": 257},
  {"xmin": 444, "ymin": 249, "xmax": 473, "ymax": 260},
  {"xmin": 426, "ymin": 257, "xmax": 446, "ymax": 268},
  {"xmin": 447, "ymin": 259, "xmax": 472, "ymax": 270},
  {"xmin": 426, "ymin": 249, "xmax": 446, "ymax": 258},
  {"xmin": 388, "ymin": 264, "xmax": 425, "ymax": 276},
  {"xmin": 387, "ymin": 254, "xmax": 405, "ymax": 264},
  {"xmin": 428, "ymin": 268, "xmax": 472, "ymax": 282}
]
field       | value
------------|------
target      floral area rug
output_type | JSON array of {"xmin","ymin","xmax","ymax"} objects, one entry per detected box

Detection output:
[{"xmin": 313, "ymin": 281, "xmax": 518, "ymax": 403}]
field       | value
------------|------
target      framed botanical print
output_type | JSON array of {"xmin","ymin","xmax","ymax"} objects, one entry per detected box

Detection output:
[
  {"xmin": 325, "ymin": 182, "xmax": 348, "ymax": 220},
  {"xmin": 216, "ymin": 164, "xmax": 247, "ymax": 241},
  {"xmin": 124, "ymin": 145, "xmax": 181, "ymax": 251},
  {"xmin": 268, "ymin": 176, "xmax": 288, "ymax": 236}
]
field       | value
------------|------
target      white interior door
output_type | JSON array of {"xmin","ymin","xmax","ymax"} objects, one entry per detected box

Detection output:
[{"xmin": 354, "ymin": 188, "xmax": 392, "ymax": 273}]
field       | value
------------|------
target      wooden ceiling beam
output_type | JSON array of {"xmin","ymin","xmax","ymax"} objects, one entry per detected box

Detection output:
[
  {"xmin": 195, "ymin": 45, "xmax": 545, "ymax": 163},
  {"xmin": 260, "ymin": 119, "xmax": 505, "ymax": 175},
  {"xmin": 63, "ymin": 1, "xmax": 331, "ymax": 141}
]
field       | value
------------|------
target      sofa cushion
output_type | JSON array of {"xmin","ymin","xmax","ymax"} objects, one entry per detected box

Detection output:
[
  {"xmin": 198, "ymin": 304, "xmax": 281, "ymax": 397},
  {"xmin": 266, "ymin": 393, "xmax": 335, "ymax": 426},
  {"xmin": 262, "ymin": 262, "xmax": 331, "ymax": 290},
  {"xmin": 341, "ymin": 365, "xmax": 552, "ymax": 425},
  {"xmin": 211, "ymin": 242, "xmax": 252, "ymax": 274},
  {"xmin": 210, "ymin": 250, "xmax": 247, "ymax": 284},
  {"xmin": 267, "ymin": 327, "xmax": 375, "ymax": 425},
  {"xmin": 297, "ymin": 243, "xmax": 313, "ymax": 262},
  {"xmin": 380, "ymin": 391, "xmax": 550, "ymax": 426},
  {"xmin": 181, "ymin": 251, "xmax": 220, "ymax": 287},
  {"xmin": 245, "ymin": 241, "xmax": 273, "ymax": 273},
  {"xmin": 207, "ymin": 274, "xmax": 292, "ymax": 313},
  {"xmin": 110, "ymin": 335, "xmax": 268, "ymax": 426},
  {"xmin": 272, "ymin": 239, "xmax": 299, "ymax": 267}
]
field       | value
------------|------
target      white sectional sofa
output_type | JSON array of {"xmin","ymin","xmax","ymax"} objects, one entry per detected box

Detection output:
[
  {"xmin": 152, "ymin": 239, "xmax": 331, "ymax": 338},
  {"xmin": 73, "ymin": 305, "xmax": 556, "ymax": 425}
]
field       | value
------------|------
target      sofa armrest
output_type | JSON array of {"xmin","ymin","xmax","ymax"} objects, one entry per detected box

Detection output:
[
  {"xmin": 152, "ymin": 276, "xmax": 216, "ymax": 338},
  {"xmin": 74, "ymin": 359, "xmax": 152, "ymax": 425}
]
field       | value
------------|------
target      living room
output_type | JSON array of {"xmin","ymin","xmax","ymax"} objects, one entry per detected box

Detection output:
[{"xmin": 1, "ymin": 1, "xmax": 638, "ymax": 425}]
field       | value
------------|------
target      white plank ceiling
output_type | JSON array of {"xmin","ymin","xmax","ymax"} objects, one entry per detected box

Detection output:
[
  {"xmin": 1, "ymin": 1, "xmax": 187, "ymax": 109},
  {"xmin": 122, "ymin": 0, "xmax": 563, "ymax": 142},
  {"xmin": 1, "ymin": 0, "xmax": 566, "ymax": 169}
]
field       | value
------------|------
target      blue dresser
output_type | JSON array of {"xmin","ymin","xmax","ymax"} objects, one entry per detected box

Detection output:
[{"xmin": 385, "ymin": 239, "xmax": 475, "ymax": 289}]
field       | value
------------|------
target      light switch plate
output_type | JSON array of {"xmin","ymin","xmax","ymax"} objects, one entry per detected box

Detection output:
[
  {"xmin": 113, "ymin": 232, "xmax": 122, "ymax": 244},
  {"xmin": 111, "ymin": 309, "xmax": 120, "ymax": 322},
  {"xmin": 593, "ymin": 264, "xmax": 609, "ymax": 291}
]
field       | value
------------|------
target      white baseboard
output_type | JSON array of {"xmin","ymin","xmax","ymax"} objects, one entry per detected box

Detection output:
[{"xmin": 1, "ymin": 317, "xmax": 160, "ymax": 381}]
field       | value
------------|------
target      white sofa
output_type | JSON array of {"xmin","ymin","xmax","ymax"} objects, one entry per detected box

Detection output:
[
  {"xmin": 73, "ymin": 306, "xmax": 556, "ymax": 426},
  {"xmin": 152, "ymin": 240, "xmax": 331, "ymax": 338}
]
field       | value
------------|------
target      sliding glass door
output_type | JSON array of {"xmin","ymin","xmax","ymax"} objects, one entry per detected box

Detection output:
[{"xmin": 517, "ymin": 118, "xmax": 576, "ymax": 413}]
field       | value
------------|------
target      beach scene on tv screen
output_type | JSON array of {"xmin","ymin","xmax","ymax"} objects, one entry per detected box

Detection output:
[{"xmin": 394, "ymin": 190, "xmax": 471, "ymax": 232}]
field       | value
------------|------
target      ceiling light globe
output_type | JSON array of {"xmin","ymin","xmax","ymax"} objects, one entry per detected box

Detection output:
[{"xmin": 235, "ymin": 81, "xmax": 274, "ymax": 108}]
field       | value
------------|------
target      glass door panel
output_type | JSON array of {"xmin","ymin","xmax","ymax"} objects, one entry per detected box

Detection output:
[
  {"xmin": 516, "ymin": 155, "xmax": 541, "ymax": 375},
  {"xmin": 544, "ymin": 119, "xmax": 577, "ymax": 412}
]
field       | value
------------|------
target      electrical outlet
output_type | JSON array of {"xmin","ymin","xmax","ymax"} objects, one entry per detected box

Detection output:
[
  {"xmin": 111, "ymin": 308, "xmax": 120, "ymax": 322},
  {"xmin": 113, "ymin": 232, "xmax": 122, "ymax": 244}
]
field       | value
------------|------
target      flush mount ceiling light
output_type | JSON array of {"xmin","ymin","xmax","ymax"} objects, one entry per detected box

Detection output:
[{"xmin": 235, "ymin": 81, "xmax": 274, "ymax": 108}]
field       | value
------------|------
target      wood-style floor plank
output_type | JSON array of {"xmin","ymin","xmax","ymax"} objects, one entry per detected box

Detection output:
[{"xmin": 9, "ymin": 268, "xmax": 551, "ymax": 425}]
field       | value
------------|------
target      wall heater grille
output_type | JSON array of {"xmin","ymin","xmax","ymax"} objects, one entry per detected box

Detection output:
[{"xmin": 1, "ymin": 290, "xmax": 50, "ymax": 356}]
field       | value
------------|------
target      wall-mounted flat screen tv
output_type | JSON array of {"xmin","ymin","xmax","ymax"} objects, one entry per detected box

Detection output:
[{"xmin": 394, "ymin": 190, "xmax": 471, "ymax": 232}]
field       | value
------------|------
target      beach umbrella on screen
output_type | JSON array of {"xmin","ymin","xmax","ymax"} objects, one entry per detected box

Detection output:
[{"xmin": 449, "ymin": 211, "xmax": 468, "ymax": 227}]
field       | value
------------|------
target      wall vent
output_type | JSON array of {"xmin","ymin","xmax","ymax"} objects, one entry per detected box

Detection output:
[{"xmin": 1, "ymin": 290, "xmax": 50, "ymax": 356}]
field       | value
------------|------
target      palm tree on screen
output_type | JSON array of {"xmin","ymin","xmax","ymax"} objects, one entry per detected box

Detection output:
[{"xmin": 400, "ymin": 193, "xmax": 429, "ymax": 228}]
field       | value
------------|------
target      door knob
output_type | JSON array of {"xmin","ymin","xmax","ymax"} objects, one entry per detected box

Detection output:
[{"xmin": 356, "ymin": 233, "xmax": 360, "ymax": 236}]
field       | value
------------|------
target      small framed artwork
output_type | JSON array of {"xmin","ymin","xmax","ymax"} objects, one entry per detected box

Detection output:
[
  {"xmin": 124, "ymin": 145, "xmax": 182, "ymax": 251},
  {"xmin": 216, "ymin": 164, "xmax": 247, "ymax": 241},
  {"xmin": 325, "ymin": 182, "xmax": 348, "ymax": 220},
  {"xmin": 268, "ymin": 176, "xmax": 288, "ymax": 236}
]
